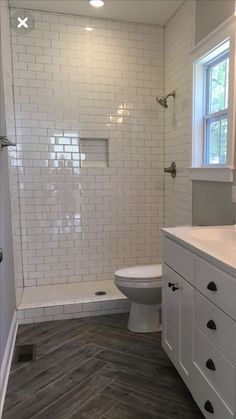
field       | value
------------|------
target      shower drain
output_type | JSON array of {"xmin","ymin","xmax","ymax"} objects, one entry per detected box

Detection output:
[{"xmin": 95, "ymin": 291, "xmax": 107, "ymax": 296}]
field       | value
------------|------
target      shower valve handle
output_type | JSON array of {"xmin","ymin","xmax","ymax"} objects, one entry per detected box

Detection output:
[{"xmin": 164, "ymin": 162, "xmax": 176, "ymax": 178}]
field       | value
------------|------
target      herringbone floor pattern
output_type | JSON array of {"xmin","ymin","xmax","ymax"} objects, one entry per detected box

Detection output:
[{"xmin": 3, "ymin": 314, "xmax": 204, "ymax": 418}]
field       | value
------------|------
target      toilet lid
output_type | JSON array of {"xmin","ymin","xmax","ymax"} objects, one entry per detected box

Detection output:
[{"xmin": 114, "ymin": 264, "xmax": 162, "ymax": 281}]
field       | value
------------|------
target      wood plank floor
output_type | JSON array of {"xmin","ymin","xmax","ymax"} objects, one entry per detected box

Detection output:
[{"xmin": 3, "ymin": 314, "xmax": 204, "ymax": 419}]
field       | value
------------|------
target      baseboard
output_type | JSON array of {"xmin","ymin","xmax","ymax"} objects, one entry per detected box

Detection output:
[{"xmin": 0, "ymin": 311, "xmax": 18, "ymax": 418}]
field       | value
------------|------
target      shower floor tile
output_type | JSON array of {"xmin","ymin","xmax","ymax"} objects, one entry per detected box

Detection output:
[{"xmin": 19, "ymin": 280, "xmax": 125, "ymax": 309}]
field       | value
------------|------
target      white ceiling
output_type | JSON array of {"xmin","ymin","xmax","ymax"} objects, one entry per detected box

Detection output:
[{"xmin": 9, "ymin": 0, "xmax": 184, "ymax": 26}]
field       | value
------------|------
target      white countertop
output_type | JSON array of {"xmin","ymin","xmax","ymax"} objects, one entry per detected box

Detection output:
[{"xmin": 162, "ymin": 225, "xmax": 236, "ymax": 274}]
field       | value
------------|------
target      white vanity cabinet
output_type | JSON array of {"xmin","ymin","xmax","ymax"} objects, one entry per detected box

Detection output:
[
  {"xmin": 162, "ymin": 233, "xmax": 236, "ymax": 419},
  {"xmin": 162, "ymin": 263, "xmax": 194, "ymax": 386}
]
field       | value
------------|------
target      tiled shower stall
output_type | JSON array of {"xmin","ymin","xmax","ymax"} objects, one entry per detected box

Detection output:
[{"xmin": 10, "ymin": 9, "xmax": 167, "ymax": 322}]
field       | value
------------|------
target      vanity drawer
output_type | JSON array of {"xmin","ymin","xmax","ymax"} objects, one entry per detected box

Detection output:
[
  {"xmin": 195, "ymin": 291, "xmax": 236, "ymax": 365},
  {"xmin": 194, "ymin": 326, "xmax": 235, "ymax": 410},
  {"xmin": 163, "ymin": 237, "xmax": 195, "ymax": 285},
  {"xmin": 192, "ymin": 364, "xmax": 234, "ymax": 419},
  {"xmin": 196, "ymin": 257, "xmax": 236, "ymax": 321}
]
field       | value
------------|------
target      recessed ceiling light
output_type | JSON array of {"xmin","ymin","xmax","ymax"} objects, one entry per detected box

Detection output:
[
  {"xmin": 89, "ymin": 0, "xmax": 104, "ymax": 8},
  {"xmin": 85, "ymin": 27, "xmax": 94, "ymax": 31}
]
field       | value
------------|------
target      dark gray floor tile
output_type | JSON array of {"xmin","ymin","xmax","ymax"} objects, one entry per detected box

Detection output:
[{"xmin": 2, "ymin": 314, "xmax": 204, "ymax": 419}]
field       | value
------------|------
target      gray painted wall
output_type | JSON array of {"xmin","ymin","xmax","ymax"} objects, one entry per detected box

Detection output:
[
  {"xmin": 192, "ymin": 181, "xmax": 236, "ymax": 226},
  {"xmin": 195, "ymin": 0, "xmax": 235, "ymax": 44},
  {"xmin": 192, "ymin": 0, "xmax": 236, "ymax": 226},
  {"xmin": 192, "ymin": 180, "xmax": 236, "ymax": 226},
  {"xmin": 0, "ymin": 0, "xmax": 16, "ymax": 367}
]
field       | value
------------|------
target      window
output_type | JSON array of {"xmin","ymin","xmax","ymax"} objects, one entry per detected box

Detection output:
[
  {"xmin": 191, "ymin": 19, "xmax": 236, "ymax": 182},
  {"xmin": 204, "ymin": 51, "xmax": 229, "ymax": 165}
]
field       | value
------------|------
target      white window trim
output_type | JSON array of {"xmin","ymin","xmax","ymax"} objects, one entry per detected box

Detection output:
[
  {"xmin": 191, "ymin": 15, "xmax": 236, "ymax": 182},
  {"xmin": 190, "ymin": 167, "xmax": 233, "ymax": 182}
]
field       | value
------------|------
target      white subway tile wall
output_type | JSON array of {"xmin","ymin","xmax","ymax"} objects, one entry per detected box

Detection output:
[
  {"xmin": 11, "ymin": 10, "xmax": 164, "ymax": 287},
  {"xmin": 164, "ymin": 1, "xmax": 195, "ymax": 227}
]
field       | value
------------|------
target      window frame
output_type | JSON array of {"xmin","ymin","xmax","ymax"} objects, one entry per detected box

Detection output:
[
  {"xmin": 204, "ymin": 50, "xmax": 229, "ymax": 166},
  {"xmin": 191, "ymin": 17, "xmax": 236, "ymax": 182}
]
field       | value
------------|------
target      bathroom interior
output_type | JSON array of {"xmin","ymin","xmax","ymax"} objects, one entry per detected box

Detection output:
[{"xmin": 1, "ymin": 0, "xmax": 236, "ymax": 417}]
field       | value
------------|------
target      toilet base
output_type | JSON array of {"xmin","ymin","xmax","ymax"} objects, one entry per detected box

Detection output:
[{"xmin": 128, "ymin": 302, "xmax": 161, "ymax": 333}]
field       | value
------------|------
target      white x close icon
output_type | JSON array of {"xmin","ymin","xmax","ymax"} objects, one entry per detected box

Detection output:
[{"xmin": 17, "ymin": 17, "xmax": 28, "ymax": 28}]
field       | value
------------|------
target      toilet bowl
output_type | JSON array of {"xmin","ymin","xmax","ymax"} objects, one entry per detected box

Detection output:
[{"xmin": 114, "ymin": 264, "xmax": 162, "ymax": 333}]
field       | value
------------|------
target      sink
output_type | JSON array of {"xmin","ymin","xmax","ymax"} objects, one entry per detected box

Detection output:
[{"xmin": 189, "ymin": 229, "xmax": 236, "ymax": 243}]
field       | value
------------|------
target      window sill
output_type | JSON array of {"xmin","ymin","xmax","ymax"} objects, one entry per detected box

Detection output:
[{"xmin": 190, "ymin": 167, "xmax": 234, "ymax": 182}]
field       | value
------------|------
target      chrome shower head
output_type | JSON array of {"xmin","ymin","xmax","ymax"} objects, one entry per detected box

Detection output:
[
  {"xmin": 156, "ymin": 91, "xmax": 176, "ymax": 108},
  {"xmin": 156, "ymin": 96, "xmax": 168, "ymax": 108}
]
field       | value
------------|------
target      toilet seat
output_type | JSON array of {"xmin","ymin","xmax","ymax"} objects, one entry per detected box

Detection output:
[
  {"xmin": 115, "ymin": 279, "xmax": 162, "ymax": 289},
  {"xmin": 114, "ymin": 264, "xmax": 162, "ymax": 282}
]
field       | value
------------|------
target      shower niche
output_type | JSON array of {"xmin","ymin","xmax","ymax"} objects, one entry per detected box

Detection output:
[
  {"xmin": 80, "ymin": 138, "xmax": 108, "ymax": 168},
  {"xmin": 53, "ymin": 135, "xmax": 109, "ymax": 168}
]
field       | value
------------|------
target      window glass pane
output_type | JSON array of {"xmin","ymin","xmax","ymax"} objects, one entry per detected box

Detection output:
[
  {"xmin": 208, "ymin": 56, "xmax": 229, "ymax": 114},
  {"xmin": 220, "ymin": 118, "xmax": 228, "ymax": 164},
  {"xmin": 205, "ymin": 117, "xmax": 227, "ymax": 165}
]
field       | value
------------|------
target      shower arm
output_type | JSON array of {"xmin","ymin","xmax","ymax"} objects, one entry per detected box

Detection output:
[{"xmin": 165, "ymin": 91, "xmax": 176, "ymax": 100}]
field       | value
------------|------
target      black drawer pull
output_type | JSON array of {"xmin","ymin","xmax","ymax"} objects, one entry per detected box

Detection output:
[
  {"xmin": 206, "ymin": 359, "xmax": 216, "ymax": 371},
  {"xmin": 207, "ymin": 320, "xmax": 217, "ymax": 330},
  {"xmin": 172, "ymin": 286, "xmax": 179, "ymax": 292},
  {"xmin": 207, "ymin": 281, "xmax": 217, "ymax": 292},
  {"xmin": 168, "ymin": 282, "xmax": 175, "ymax": 288},
  {"xmin": 204, "ymin": 400, "xmax": 214, "ymax": 414}
]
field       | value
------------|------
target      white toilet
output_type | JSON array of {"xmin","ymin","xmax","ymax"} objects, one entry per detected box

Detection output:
[{"xmin": 114, "ymin": 264, "xmax": 162, "ymax": 333}]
